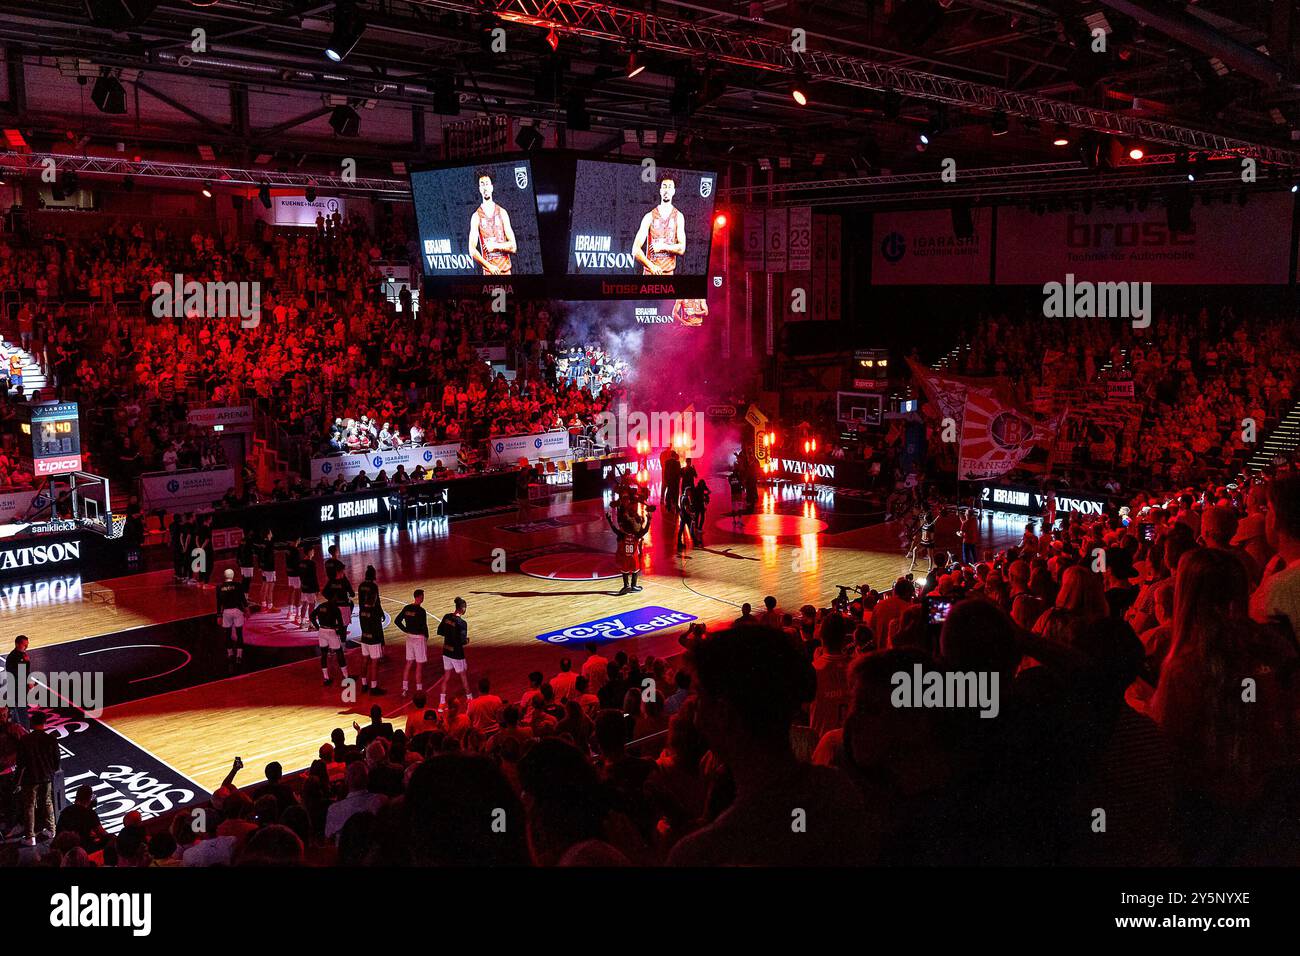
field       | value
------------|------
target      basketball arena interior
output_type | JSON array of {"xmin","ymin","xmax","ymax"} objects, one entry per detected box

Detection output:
[{"xmin": 0, "ymin": 0, "xmax": 1298, "ymax": 930}]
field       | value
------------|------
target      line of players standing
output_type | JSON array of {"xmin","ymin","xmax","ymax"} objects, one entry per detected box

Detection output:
[
  {"xmin": 658, "ymin": 449, "xmax": 710, "ymax": 550},
  {"xmin": 207, "ymin": 529, "xmax": 473, "ymax": 704}
]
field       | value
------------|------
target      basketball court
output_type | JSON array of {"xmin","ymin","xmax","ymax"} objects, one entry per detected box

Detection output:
[{"xmin": 1, "ymin": 479, "xmax": 1022, "ymax": 806}]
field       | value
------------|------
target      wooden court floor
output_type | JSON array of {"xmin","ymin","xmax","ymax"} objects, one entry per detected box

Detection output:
[{"xmin": 1, "ymin": 485, "xmax": 1021, "ymax": 791}]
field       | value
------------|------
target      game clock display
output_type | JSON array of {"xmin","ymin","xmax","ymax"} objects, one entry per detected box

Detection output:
[{"xmin": 26, "ymin": 401, "xmax": 82, "ymax": 476}]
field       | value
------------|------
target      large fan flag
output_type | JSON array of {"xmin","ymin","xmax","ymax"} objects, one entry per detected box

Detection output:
[
  {"xmin": 905, "ymin": 358, "xmax": 1012, "ymax": 428},
  {"xmin": 958, "ymin": 390, "xmax": 1065, "ymax": 480}
]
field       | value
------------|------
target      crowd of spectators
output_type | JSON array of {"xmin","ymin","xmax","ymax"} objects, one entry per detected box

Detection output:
[
  {"xmin": 0, "ymin": 216, "xmax": 619, "ymax": 491},
  {"xmin": 7, "ymin": 463, "xmax": 1297, "ymax": 866}
]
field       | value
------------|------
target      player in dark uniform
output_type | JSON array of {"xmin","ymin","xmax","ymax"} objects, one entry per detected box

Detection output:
[
  {"xmin": 676, "ymin": 485, "xmax": 697, "ymax": 551},
  {"xmin": 215, "ymin": 568, "xmax": 248, "ymax": 670},
  {"xmin": 297, "ymin": 544, "xmax": 320, "ymax": 630},
  {"xmin": 434, "ymin": 597, "xmax": 472, "ymax": 707},
  {"xmin": 236, "ymin": 531, "xmax": 257, "ymax": 597},
  {"xmin": 257, "ymin": 529, "xmax": 278, "ymax": 611},
  {"xmin": 310, "ymin": 590, "xmax": 350, "ymax": 687},
  {"xmin": 356, "ymin": 566, "xmax": 385, "ymax": 696},
  {"xmin": 170, "ymin": 514, "xmax": 186, "ymax": 585},
  {"xmin": 395, "ymin": 589, "xmax": 429, "ymax": 697},
  {"xmin": 661, "ymin": 450, "xmax": 682, "ymax": 512},
  {"xmin": 691, "ymin": 478, "xmax": 711, "ymax": 546},
  {"xmin": 194, "ymin": 515, "xmax": 214, "ymax": 588},
  {"xmin": 322, "ymin": 567, "xmax": 355, "ymax": 636},
  {"xmin": 324, "ymin": 544, "xmax": 346, "ymax": 587},
  {"xmin": 179, "ymin": 513, "xmax": 196, "ymax": 585},
  {"xmin": 283, "ymin": 539, "xmax": 303, "ymax": 624}
]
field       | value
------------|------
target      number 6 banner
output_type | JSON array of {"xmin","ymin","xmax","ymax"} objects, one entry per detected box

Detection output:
[{"xmin": 765, "ymin": 207, "xmax": 788, "ymax": 273}]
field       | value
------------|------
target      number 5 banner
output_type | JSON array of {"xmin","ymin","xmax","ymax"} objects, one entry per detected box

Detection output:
[{"xmin": 743, "ymin": 209, "xmax": 765, "ymax": 272}]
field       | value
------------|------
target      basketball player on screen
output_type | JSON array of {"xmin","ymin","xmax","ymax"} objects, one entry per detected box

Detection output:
[
  {"xmin": 467, "ymin": 171, "xmax": 517, "ymax": 276},
  {"xmin": 633, "ymin": 174, "xmax": 686, "ymax": 275}
]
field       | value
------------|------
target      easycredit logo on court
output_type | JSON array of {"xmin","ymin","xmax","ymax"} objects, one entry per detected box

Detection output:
[{"xmin": 536, "ymin": 606, "xmax": 697, "ymax": 645}]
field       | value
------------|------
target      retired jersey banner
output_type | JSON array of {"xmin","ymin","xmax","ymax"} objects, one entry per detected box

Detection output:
[
  {"xmin": 872, "ymin": 207, "xmax": 992, "ymax": 285},
  {"xmin": 743, "ymin": 209, "xmax": 766, "ymax": 272},
  {"xmin": 788, "ymin": 206, "xmax": 812, "ymax": 271},
  {"xmin": 996, "ymin": 195, "xmax": 1292, "ymax": 284},
  {"xmin": 765, "ymin": 207, "xmax": 788, "ymax": 273}
]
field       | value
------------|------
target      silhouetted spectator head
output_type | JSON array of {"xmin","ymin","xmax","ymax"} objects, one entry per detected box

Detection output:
[
  {"xmin": 405, "ymin": 754, "xmax": 528, "ymax": 866},
  {"xmin": 939, "ymin": 599, "xmax": 1021, "ymax": 677},
  {"xmin": 688, "ymin": 627, "xmax": 815, "ymax": 754}
]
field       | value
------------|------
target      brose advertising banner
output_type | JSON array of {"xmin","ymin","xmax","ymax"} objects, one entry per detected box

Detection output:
[{"xmin": 995, "ymin": 195, "xmax": 1292, "ymax": 284}]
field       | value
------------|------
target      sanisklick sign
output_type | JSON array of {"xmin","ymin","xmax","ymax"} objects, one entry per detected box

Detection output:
[{"xmin": 536, "ymin": 606, "xmax": 698, "ymax": 645}]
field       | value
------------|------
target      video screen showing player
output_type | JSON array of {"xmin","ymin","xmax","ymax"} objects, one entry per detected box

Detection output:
[
  {"xmin": 410, "ymin": 161, "xmax": 544, "ymax": 277},
  {"xmin": 567, "ymin": 161, "xmax": 717, "ymax": 276}
]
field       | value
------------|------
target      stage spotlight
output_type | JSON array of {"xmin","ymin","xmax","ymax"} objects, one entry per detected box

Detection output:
[
  {"xmin": 990, "ymin": 110, "xmax": 1008, "ymax": 136},
  {"xmin": 91, "ymin": 73, "xmax": 127, "ymax": 115},
  {"xmin": 329, "ymin": 103, "xmax": 361, "ymax": 137},
  {"xmin": 1052, "ymin": 125, "xmax": 1071, "ymax": 146},
  {"xmin": 201, "ymin": 180, "xmax": 213, "ymax": 198},
  {"xmin": 714, "ymin": 213, "xmax": 727, "ymax": 228},
  {"xmin": 626, "ymin": 40, "xmax": 646, "ymax": 79},
  {"xmin": 545, "ymin": 27, "xmax": 559, "ymax": 51},
  {"xmin": 305, "ymin": 185, "xmax": 317, "ymax": 203},
  {"xmin": 516, "ymin": 125, "xmax": 543, "ymax": 151},
  {"xmin": 1127, "ymin": 143, "xmax": 1145, "ymax": 161},
  {"xmin": 325, "ymin": 1, "xmax": 366, "ymax": 62},
  {"xmin": 258, "ymin": 183, "xmax": 272, "ymax": 208},
  {"xmin": 790, "ymin": 72, "xmax": 809, "ymax": 106}
]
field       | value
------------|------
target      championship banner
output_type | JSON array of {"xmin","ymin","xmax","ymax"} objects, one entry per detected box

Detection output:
[
  {"xmin": 487, "ymin": 431, "xmax": 570, "ymax": 464},
  {"xmin": 871, "ymin": 207, "xmax": 992, "ymax": 285},
  {"xmin": 996, "ymin": 194, "xmax": 1292, "ymax": 284},
  {"xmin": 743, "ymin": 209, "xmax": 766, "ymax": 271},
  {"xmin": 788, "ymin": 206, "xmax": 812, "ymax": 272},
  {"xmin": 959, "ymin": 393, "xmax": 1065, "ymax": 481},
  {"xmin": 765, "ymin": 207, "xmax": 788, "ymax": 273},
  {"xmin": 310, "ymin": 444, "xmax": 461, "ymax": 483}
]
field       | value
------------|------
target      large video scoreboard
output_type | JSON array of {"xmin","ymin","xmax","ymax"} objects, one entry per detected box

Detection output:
[
  {"xmin": 22, "ymin": 402, "xmax": 83, "ymax": 476},
  {"xmin": 410, "ymin": 153, "xmax": 719, "ymax": 300}
]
